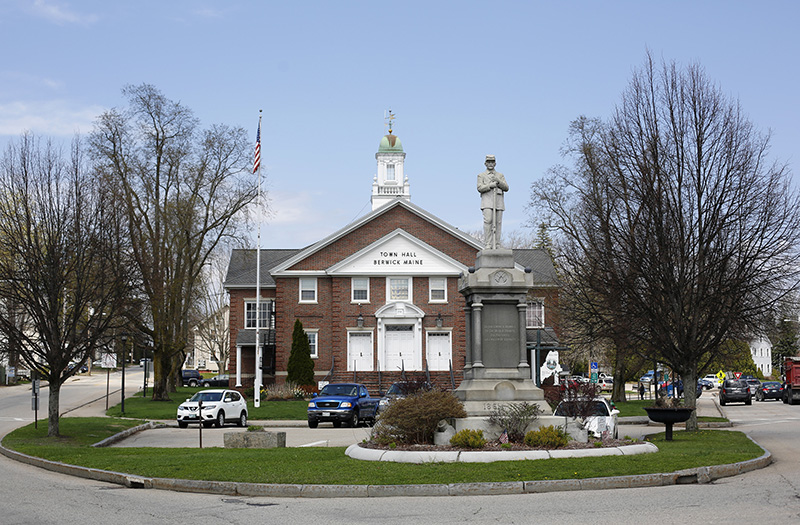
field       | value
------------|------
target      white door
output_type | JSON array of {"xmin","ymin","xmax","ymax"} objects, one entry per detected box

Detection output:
[
  {"xmin": 348, "ymin": 332, "xmax": 373, "ymax": 371},
  {"xmin": 426, "ymin": 332, "xmax": 451, "ymax": 371},
  {"xmin": 385, "ymin": 325, "xmax": 414, "ymax": 371}
]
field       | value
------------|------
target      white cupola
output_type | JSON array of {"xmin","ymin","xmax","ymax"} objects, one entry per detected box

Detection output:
[{"xmin": 371, "ymin": 114, "xmax": 410, "ymax": 210}]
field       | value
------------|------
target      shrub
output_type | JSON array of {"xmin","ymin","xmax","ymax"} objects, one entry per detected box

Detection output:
[
  {"xmin": 287, "ymin": 320, "xmax": 315, "ymax": 387},
  {"xmin": 371, "ymin": 390, "xmax": 467, "ymax": 445},
  {"xmin": 261, "ymin": 382, "xmax": 311, "ymax": 401},
  {"xmin": 485, "ymin": 402, "xmax": 542, "ymax": 443},
  {"xmin": 524, "ymin": 425, "xmax": 570, "ymax": 449},
  {"xmin": 450, "ymin": 429, "xmax": 487, "ymax": 449}
]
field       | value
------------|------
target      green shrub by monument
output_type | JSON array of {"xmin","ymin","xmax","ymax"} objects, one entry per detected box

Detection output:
[
  {"xmin": 372, "ymin": 390, "xmax": 467, "ymax": 445},
  {"xmin": 450, "ymin": 429, "xmax": 487, "ymax": 449},
  {"xmin": 525, "ymin": 425, "xmax": 570, "ymax": 449},
  {"xmin": 287, "ymin": 319, "xmax": 314, "ymax": 387}
]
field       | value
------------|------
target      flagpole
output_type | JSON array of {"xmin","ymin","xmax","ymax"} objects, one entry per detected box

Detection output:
[{"xmin": 254, "ymin": 110, "xmax": 263, "ymax": 408}]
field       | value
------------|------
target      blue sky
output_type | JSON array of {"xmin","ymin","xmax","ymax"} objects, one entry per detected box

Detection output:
[{"xmin": 1, "ymin": 1, "xmax": 798, "ymax": 248}]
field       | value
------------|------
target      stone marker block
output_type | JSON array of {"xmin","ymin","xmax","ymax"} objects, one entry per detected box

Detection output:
[{"xmin": 223, "ymin": 431, "xmax": 286, "ymax": 448}]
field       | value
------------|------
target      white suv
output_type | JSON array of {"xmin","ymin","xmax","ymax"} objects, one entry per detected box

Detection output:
[{"xmin": 177, "ymin": 389, "xmax": 248, "ymax": 428}]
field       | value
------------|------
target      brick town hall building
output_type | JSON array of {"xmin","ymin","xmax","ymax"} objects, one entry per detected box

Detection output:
[{"xmin": 223, "ymin": 130, "xmax": 561, "ymax": 394}]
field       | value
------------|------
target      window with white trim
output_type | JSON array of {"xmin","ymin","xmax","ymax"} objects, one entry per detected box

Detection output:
[
  {"xmin": 388, "ymin": 277, "xmax": 411, "ymax": 302},
  {"xmin": 244, "ymin": 300, "xmax": 275, "ymax": 329},
  {"xmin": 386, "ymin": 164, "xmax": 395, "ymax": 181},
  {"xmin": 352, "ymin": 277, "xmax": 369, "ymax": 302},
  {"xmin": 526, "ymin": 299, "xmax": 545, "ymax": 328},
  {"xmin": 429, "ymin": 277, "xmax": 447, "ymax": 302},
  {"xmin": 305, "ymin": 329, "xmax": 318, "ymax": 358},
  {"xmin": 299, "ymin": 278, "xmax": 317, "ymax": 303}
]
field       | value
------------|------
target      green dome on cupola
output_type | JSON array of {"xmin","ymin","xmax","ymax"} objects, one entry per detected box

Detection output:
[{"xmin": 379, "ymin": 133, "xmax": 403, "ymax": 152}]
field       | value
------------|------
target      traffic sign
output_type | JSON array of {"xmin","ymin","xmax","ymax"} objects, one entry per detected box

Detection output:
[
  {"xmin": 716, "ymin": 370, "xmax": 725, "ymax": 382},
  {"xmin": 734, "ymin": 371, "xmax": 742, "ymax": 379}
]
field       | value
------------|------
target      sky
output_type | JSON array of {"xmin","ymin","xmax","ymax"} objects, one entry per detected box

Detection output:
[{"xmin": 1, "ymin": 0, "xmax": 798, "ymax": 250}]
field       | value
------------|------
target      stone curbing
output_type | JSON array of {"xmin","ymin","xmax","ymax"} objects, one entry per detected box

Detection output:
[
  {"xmin": 0, "ymin": 434, "xmax": 771, "ymax": 498},
  {"xmin": 345, "ymin": 442, "xmax": 658, "ymax": 463}
]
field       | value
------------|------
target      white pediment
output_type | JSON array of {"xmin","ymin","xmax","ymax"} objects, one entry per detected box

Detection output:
[{"xmin": 327, "ymin": 230, "xmax": 468, "ymax": 276}]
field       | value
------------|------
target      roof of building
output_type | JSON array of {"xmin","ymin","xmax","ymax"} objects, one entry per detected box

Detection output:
[
  {"xmin": 378, "ymin": 133, "xmax": 403, "ymax": 152},
  {"xmin": 224, "ymin": 248, "xmax": 302, "ymax": 288}
]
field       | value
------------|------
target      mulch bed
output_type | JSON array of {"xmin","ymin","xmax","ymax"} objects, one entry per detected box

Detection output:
[{"xmin": 360, "ymin": 438, "xmax": 642, "ymax": 452}]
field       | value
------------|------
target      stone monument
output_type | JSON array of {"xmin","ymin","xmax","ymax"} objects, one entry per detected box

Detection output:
[{"xmin": 451, "ymin": 155, "xmax": 550, "ymax": 436}]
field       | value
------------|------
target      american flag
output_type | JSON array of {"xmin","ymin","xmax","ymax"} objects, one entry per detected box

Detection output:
[
  {"xmin": 499, "ymin": 429, "xmax": 509, "ymax": 444},
  {"xmin": 252, "ymin": 118, "xmax": 261, "ymax": 174}
]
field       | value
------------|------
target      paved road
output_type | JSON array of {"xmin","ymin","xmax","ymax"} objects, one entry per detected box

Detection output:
[{"xmin": 2, "ymin": 379, "xmax": 800, "ymax": 524}]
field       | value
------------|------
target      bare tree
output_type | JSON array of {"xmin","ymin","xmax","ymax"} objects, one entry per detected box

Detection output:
[
  {"xmin": 191, "ymin": 253, "xmax": 230, "ymax": 374},
  {"xmin": 531, "ymin": 54, "xmax": 800, "ymax": 429},
  {"xmin": 89, "ymin": 84, "xmax": 257, "ymax": 400},
  {"xmin": 0, "ymin": 134, "xmax": 131, "ymax": 436}
]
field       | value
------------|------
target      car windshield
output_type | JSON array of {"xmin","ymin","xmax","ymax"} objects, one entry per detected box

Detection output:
[
  {"xmin": 190, "ymin": 392, "xmax": 223, "ymax": 402},
  {"xmin": 763, "ymin": 382, "xmax": 780, "ymax": 387},
  {"xmin": 386, "ymin": 383, "xmax": 403, "ymax": 395},
  {"xmin": 554, "ymin": 400, "xmax": 610, "ymax": 417},
  {"xmin": 320, "ymin": 385, "xmax": 357, "ymax": 396}
]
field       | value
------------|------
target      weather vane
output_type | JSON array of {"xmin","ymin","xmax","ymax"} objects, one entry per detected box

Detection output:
[{"xmin": 384, "ymin": 109, "xmax": 396, "ymax": 134}]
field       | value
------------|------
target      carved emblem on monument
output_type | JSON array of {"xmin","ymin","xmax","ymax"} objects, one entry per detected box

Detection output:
[{"xmin": 492, "ymin": 270, "xmax": 510, "ymax": 285}]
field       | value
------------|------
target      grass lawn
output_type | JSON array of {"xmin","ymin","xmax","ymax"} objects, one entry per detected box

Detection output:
[
  {"xmin": 105, "ymin": 388, "xmax": 307, "ymax": 420},
  {"xmin": 2, "ymin": 418, "xmax": 762, "ymax": 486}
]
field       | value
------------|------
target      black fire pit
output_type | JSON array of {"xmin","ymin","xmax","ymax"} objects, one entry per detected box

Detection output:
[{"xmin": 644, "ymin": 407, "xmax": 695, "ymax": 441}]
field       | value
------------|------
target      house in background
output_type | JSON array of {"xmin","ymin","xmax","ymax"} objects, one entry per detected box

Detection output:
[
  {"xmin": 223, "ymin": 130, "xmax": 561, "ymax": 393},
  {"xmin": 750, "ymin": 335, "xmax": 772, "ymax": 377},
  {"xmin": 186, "ymin": 305, "xmax": 229, "ymax": 373}
]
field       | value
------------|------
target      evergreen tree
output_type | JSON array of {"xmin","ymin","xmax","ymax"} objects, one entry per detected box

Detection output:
[{"xmin": 287, "ymin": 319, "xmax": 315, "ymax": 386}]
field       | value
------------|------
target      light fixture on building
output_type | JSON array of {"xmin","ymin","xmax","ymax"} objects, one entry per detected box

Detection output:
[
  {"xmin": 436, "ymin": 313, "xmax": 443, "ymax": 329},
  {"xmin": 357, "ymin": 313, "xmax": 364, "ymax": 328}
]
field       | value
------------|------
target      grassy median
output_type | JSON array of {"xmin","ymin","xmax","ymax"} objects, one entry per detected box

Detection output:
[{"xmin": 2, "ymin": 417, "xmax": 761, "ymax": 485}]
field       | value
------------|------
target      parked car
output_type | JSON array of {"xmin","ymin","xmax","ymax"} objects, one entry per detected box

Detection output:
[
  {"xmin": 376, "ymin": 380, "xmax": 432, "ymax": 414},
  {"xmin": 559, "ymin": 378, "xmax": 581, "ymax": 392},
  {"xmin": 176, "ymin": 389, "xmax": 248, "ymax": 428},
  {"xmin": 201, "ymin": 374, "xmax": 230, "ymax": 388},
  {"xmin": 744, "ymin": 378, "xmax": 761, "ymax": 395},
  {"xmin": 181, "ymin": 369, "xmax": 202, "ymax": 387},
  {"xmin": 658, "ymin": 380, "xmax": 702, "ymax": 398},
  {"xmin": 639, "ymin": 371, "xmax": 655, "ymax": 384},
  {"xmin": 756, "ymin": 381, "xmax": 783, "ymax": 401},
  {"xmin": 697, "ymin": 378, "xmax": 714, "ymax": 390},
  {"xmin": 719, "ymin": 379, "xmax": 752, "ymax": 406},
  {"xmin": 702, "ymin": 374, "xmax": 721, "ymax": 388},
  {"xmin": 139, "ymin": 358, "xmax": 152, "ymax": 367},
  {"xmin": 553, "ymin": 397, "xmax": 619, "ymax": 439},
  {"xmin": 598, "ymin": 378, "xmax": 614, "ymax": 391},
  {"xmin": 307, "ymin": 382, "xmax": 379, "ymax": 428}
]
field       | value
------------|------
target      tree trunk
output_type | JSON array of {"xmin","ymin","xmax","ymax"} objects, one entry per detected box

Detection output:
[
  {"xmin": 682, "ymin": 368, "xmax": 699, "ymax": 431},
  {"xmin": 47, "ymin": 379, "xmax": 61, "ymax": 437}
]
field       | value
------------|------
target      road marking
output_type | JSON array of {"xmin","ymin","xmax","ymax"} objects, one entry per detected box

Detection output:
[{"xmin": 300, "ymin": 440, "xmax": 330, "ymax": 447}]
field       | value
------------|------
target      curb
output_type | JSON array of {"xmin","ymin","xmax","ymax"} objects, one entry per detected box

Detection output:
[
  {"xmin": 0, "ymin": 434, "xmax": 772, "ymax": 498},
  {"xmin": 345, "ymin": 442, "xmax": 658, "ymax": 463}
]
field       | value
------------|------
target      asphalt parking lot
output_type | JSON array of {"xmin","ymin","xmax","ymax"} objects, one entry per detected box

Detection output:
[{"xmin": 111, "ymin": 421, "xmax": 373, "ymax": 448}]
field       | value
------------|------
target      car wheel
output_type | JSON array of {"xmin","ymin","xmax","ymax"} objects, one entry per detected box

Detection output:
[
  {"xmin": 178, "ymin": 421, "xmax": 188, "ymax": 429},
  {"xmin": 308, "ymin": 420, "xmax": 318, "ymax": 428},
  {"xmin": 202, "ymin": 421, "xmax": 213, "ymax": 428},
  {"xmin": 347, "ymin": 412, "xmax": 358, "ymax": 428},
  {"xmin": 332, "ymin": 421, "xmax": 342, "ymax": 428},
  {"xmin": 189, "ymin": 379, "xmax": 198, "ymax": 387},
  {"xmin": 238, "ymin": 412, "xmax": 247, "ymax": 427},
  {"xmin": 745, "ymin": 397, "xmax": 752, "ymax": 405},
  {"xmin": 720, "ymin": 398, "xmax": 726, "ymax": 406},
  {"xmin": 216, "ymin": 410, "xmax": 225, "ymax": 428},
  {"xmin": 203, "ymin": 381, "xmax": 210, "ymax": 387}
]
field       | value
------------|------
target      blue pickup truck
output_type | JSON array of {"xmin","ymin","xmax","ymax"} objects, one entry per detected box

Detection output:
[{"xmin": 307, "ymin": 382, "xmax": 379, "ymax": 428}]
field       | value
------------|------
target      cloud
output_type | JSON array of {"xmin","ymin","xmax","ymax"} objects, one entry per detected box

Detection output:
[
  {"xmin": 0, "ymin": 99, "xmax": 105, "ymax": 137},
  {"xmin": 31, "ymin": 0, "xmax": 98, "ymax": 26}
]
